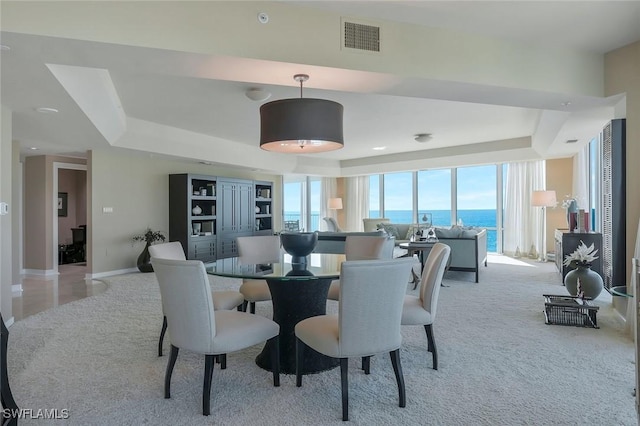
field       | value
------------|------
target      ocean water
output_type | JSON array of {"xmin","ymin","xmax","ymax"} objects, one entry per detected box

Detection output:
[{"xmin": 284, "ymin": 209, "xmax": 498, "ymax": 252}]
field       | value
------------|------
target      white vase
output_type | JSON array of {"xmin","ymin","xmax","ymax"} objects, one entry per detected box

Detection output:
[{"xmin": 192, "ymin": 205, "xmax": 202, "ymax": 215}]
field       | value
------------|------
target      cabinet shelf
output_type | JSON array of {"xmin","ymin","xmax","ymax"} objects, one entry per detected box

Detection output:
[
  {"xmin": 191, "ymin": 215, "xmax": 216, "ymax": 220},
  {"xmin": 255, "ymin": 214, "xmax": 271, "ymax": 218},
  {"xmin": 191, "ymin": 195, "xmax": 216, "ymax": 201}
]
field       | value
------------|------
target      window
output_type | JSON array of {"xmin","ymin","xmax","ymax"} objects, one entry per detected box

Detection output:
[
  {"xmin": 456, "ymin": 165, "xmax": 498, "ymax": 251},
  {"xmin": 417, "ymin": 169, "xmax": 451, "ymax": 227},
  {"xmin": 283, "ymin": 176, "xmax": 322, "ymax": 232},
  {"xmin": 369, "ymin": 165, "xmax": 504, "ymax": 253},
  {"xmin": 283, "ymin": 178, "xmax": 304, "ymax": 231},
  {"xmin": 383, "ymin": 172, "xmax": 413, "ymax": 223}
]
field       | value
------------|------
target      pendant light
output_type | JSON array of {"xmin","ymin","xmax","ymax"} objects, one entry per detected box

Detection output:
[{"xmin": 259, "ymin": 74, "xmax": 344, "ymax": 153}]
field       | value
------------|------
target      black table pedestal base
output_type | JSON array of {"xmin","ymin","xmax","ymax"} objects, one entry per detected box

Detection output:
[{"xmin": 256, "ymin": 277, "xmax": 339, "ymax": 375}]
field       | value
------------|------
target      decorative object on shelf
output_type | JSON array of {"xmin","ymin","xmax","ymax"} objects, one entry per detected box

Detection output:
[
  {"xmin": 563, "ymin": 241, "xmax": 603, "ymax": 299},
  {"xmin": 420, "ymin": 212, "xmax": 432, "ymax": 227},
  {"xmin": 200, "ymin": 188, "xmax": 207, "ymax": 196},
  {"xmin": 280, "ymin": 231, "xmax": 318, "ymax": 264},
  {"xmin": 561, "ymin": 195, "xmax": 579, "ymax": 230},
  {"xmin": 255, "ymin": 206, "xmax": 261, "ymax": 214},
  {"xmin": 192, "ymin": 223, "xmax": 201, "ymax": 235},
  {"xmin": 259, "ymin": 74, "xmax": 344, "ymax": 153},
  {"xmin": 132, "ymin": 228, "xmax": 166, "ymax": 273},
  {"xmin": 192, "ymin": 205, "xmax": 202, "ymax": 215}
]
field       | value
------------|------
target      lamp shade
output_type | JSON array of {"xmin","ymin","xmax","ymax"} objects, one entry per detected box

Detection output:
[
  {"xmin": 259, "ymin": 98, "xmax": 344, "ymax": 153},
  {"xmin": 328, "ymin": 198, "xmax": 343, "ymax": 210},
  {"xmin": 531, "ymin": 190, "xmax": 557, "ymax": 207}
]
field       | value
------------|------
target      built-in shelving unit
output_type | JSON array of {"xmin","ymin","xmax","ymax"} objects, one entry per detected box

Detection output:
[{"xmin": 169, "ymin": 174, "xmax": 273, "ymax": 261}]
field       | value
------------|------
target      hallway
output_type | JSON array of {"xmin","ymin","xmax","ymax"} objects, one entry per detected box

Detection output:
[{"xmin": 12, "ymin": 264, "xmax": 107, "ymax": 321}]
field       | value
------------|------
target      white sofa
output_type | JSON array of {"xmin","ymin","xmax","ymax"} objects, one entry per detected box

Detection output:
[
  {"xmin": 363, "ymin": 218, "xmax": 488, "ymax": 282},
  {"xmin": 313, "ymin": 231, "xmax": 406, "ymax": 258}
]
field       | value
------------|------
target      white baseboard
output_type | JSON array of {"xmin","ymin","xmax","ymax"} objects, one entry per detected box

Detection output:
[
  {"xmin": 88, "ymin": 267, "xmax": 138, "ymax": 279},
  {"xmin": 22, "ymin": 268, "xmax": 59, "ymax": 277},
  {"xmin": 11, "ymin": 284, "xmax": 23, "ymax": 293}
]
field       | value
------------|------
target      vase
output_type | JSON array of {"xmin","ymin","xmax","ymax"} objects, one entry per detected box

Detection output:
[
  {"xmin": 137, "ymin": 242, "xmax": 154, "ymax": 273},
  {"xmin": 566, "ymin": 200, "xmax": 578, "ymax": 228},
  {"xmin": 564, "ymin": 264, "xmax": 603, "ymax": 299}
]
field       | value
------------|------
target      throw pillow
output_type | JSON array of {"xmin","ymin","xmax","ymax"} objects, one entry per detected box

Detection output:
[
  {"xmin": 434, "ymin": 226, "xmax": 462, "ymax": 239},
  {"xmin": 460, "ymin": 229, "xmax": 478, "ymax": 238},
  {"xmin": 378, "ymin": 223, "xmax": 400, "ymax": 239}
]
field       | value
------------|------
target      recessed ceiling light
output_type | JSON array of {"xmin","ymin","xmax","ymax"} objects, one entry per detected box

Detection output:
[
  {"xmin": 35, "ymin": 107, "xmax": 59, "ymax": 114},
  {"xmin": 372, "ymin": 146, "xmax": 386, "ymax": 151},
  {"xmin": 0, "ymin": 45, "xmax": 10, "ymax": 51},
  {"xmin": 29, "ymin": 147, "xmax": 39, "ymax": 150},
  {"xmin": 414, "ymin": 133, "xmax": 433, "ymax": 143}
]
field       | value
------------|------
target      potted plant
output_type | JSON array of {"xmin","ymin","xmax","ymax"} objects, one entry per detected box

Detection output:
[
  {"xmin": 132, "ymin": 228, "xmax": 166, "ymax": 272},
  {"xmin": 563, "ymin": 240, "xmax": 603, "ymax": 299}
]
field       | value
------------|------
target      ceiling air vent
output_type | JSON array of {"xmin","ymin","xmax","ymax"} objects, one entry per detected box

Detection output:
[
  {"xmin": 566, "ymin": 139, "xmax": 579, "ymax": 144},
  {"xmin": 342, "ymin": 18, "xmax": 381, "ymax": 53}
]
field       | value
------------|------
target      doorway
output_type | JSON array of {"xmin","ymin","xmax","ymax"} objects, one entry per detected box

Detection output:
[{"xmin": 53, "ymin": 162, "xmax": 87, "ymax": 275}]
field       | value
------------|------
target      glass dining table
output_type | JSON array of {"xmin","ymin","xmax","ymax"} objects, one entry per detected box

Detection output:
[{"xmin": 207, "ymin": 252, "xmax": 345, "ymax": 375}]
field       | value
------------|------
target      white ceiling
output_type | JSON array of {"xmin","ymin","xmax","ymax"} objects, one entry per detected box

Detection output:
[{"xmin": 1, "ymin": 1, "xmax": 639, "ymax": 175}]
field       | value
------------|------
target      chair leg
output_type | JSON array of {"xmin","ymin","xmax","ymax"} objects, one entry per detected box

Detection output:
[
  {"xmin": 250, "ymin": 302, "xmax": 256, "ymax": 314},
  {"xmin": 389, "ymin": 349, "xmax": 406, "ymax": 408},
  {"xmin": 203, "ymin": 354, "xmax": 215, "ymax": 416},
  {"xmin": 269, "ymin": 336, "xmax": 280, "ymax": 387},
  {"xmin": 236, "ymin": 304, "xmax": 243, "ymax": 311},
  {"xmin": 361, "ymin": 356, "xmax": 371, "ymax": 375},
  {"xmin": 424, "ymin": 324, "xmax": 438, "ymax": 370},
  {"xmin": 242, "ymin": 300, "xmax": 248, "ymax": 312},
  {"xmin": 340, "ymin": 358, "xmax": 349, "ymax": 421},
  {"xmin": 220, "ymin": 354, "xmax": 227, "ymax": 370},
  {"xmin": 164, "ymin": 345, "xmax": 179, "ymax": 399},
  {"xmin": 158, "ymin": 315, "xmax": 168, "ymax": 357},
  {"xmin": 295, "ymin": 337, "xmax": 304, "ymax": 387}
]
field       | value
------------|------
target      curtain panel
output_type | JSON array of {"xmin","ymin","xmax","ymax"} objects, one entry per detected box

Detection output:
[
  {"xmin": 344, "ymin": 176, "xmax": 370, "ymax": 231},
  {"xmin": 503, "ymin": 160, "xmax": 546, "ymax": 257}
]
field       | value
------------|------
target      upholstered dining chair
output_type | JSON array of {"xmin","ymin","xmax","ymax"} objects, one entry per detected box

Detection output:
[
  {"xmin": 295, "ymin": 258, "xmax": 416, "ymax": 421},
  {"xmin": 401, "ymin": 242, "xmax": 451, "ymax": 370},
  {"xmin": 326, "ymin": 235, "xmax": 390, "ymax": 301},
  {"xmin": 322, "ymin": 217, "xmax": 342, "ymax": 232},
  {"xmin": 236, "ymin": 235, "xmax": 281, "ymax": 314},
  {"xmin": 149, "ymin": 241, "xmax": 244, "ymax": 356},
  {"xmin": 151, "ymin": 257, "xmax": 280, "ymax": 416}
]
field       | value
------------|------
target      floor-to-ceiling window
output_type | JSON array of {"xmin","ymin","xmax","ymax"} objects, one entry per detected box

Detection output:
[
  {"xmin": 283, "ymin": 176, "xmax": 321, "ymax": 232},
  {"xmin": 369, "ymin": 165, "xmax": 503, "ymax": 252},
  {"xmin": 456, "ymin": 165, "xmax": 498, "ymax": 252},
  {"xmin": 417, "ymin": 169, "xmax": 452, "ymax": 227},
  {"xmin": 383, "ymin": 172, "xmax": 413, "ymax": 223}
]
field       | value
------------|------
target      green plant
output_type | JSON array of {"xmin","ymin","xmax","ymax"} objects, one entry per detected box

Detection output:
[{"xmin": 132, "ymin": 228, "xmax": 166, "ymax": 245}]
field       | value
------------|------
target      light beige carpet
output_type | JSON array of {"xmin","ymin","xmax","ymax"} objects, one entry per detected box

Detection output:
[{"xmin": 6, "ymin": 255, "xmax": 636, "ymax": 425}]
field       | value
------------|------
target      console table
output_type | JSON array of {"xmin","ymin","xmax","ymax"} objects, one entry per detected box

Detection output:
[{"xmin": 554, "ymin": 230, "xmax": 603, "ymax": 283}]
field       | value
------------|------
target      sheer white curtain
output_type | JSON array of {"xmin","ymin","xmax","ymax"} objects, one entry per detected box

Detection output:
[
  {"xmin": 503, "ymin": 160, "xmax": 546, "ymax": 257},
  {"xmin": 572, "ymin": 145, "xmax": 589, "ymax": 209},
  {"xmin": 344, "ymin": 176, "xmax": 370, "ymax": 231},
  {"xmin": 320, "ymin": 178, "xmax": 337, "ymax": 230}
]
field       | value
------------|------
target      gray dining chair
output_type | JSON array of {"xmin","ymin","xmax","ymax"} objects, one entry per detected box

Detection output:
[
  {"xmin": 401, "ymin": 242, "xmax": 451, "ymax": 370},
  {"xmin": 152, "ymin": 257, "xmax": 280, "ymax": 416},
  {"xmin": 149, "ymin": 241, "xmax": 244, "ymax": 356},
  {"xmin": 236, "ymin": 235, "xmax": 281, "ymax": 314},
  {"xmin": 326, "ymin": 235, "xmax": 389, "ymax": 301},
  {"xmin": 295, "ymin": 257, "xmax": 416, "ymax": 421}
]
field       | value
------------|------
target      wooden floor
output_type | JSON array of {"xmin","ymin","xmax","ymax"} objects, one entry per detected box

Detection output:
[{"xmin": 12, "ymin": 264, "xmax": 107, "ymax": 321}]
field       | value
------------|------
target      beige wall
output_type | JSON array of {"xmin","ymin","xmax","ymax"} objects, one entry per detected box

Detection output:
[
  {"xmin": 546, "ymin": 158, "xmax": 574, "ymax": 253},
  {"xmin": 605, "ymin": 41, "xmax": 640, "ymax": 282},
  {"xmin": 1, "ymin": 106, "xmax": 13, "ymax": 318},
  {"xmin": 89, "ymin": 149, "xmax": 281, "ymax": 276},
  {"xmin": 23, "ymin": 156, "xmax": 87, "ymax": 271}
]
